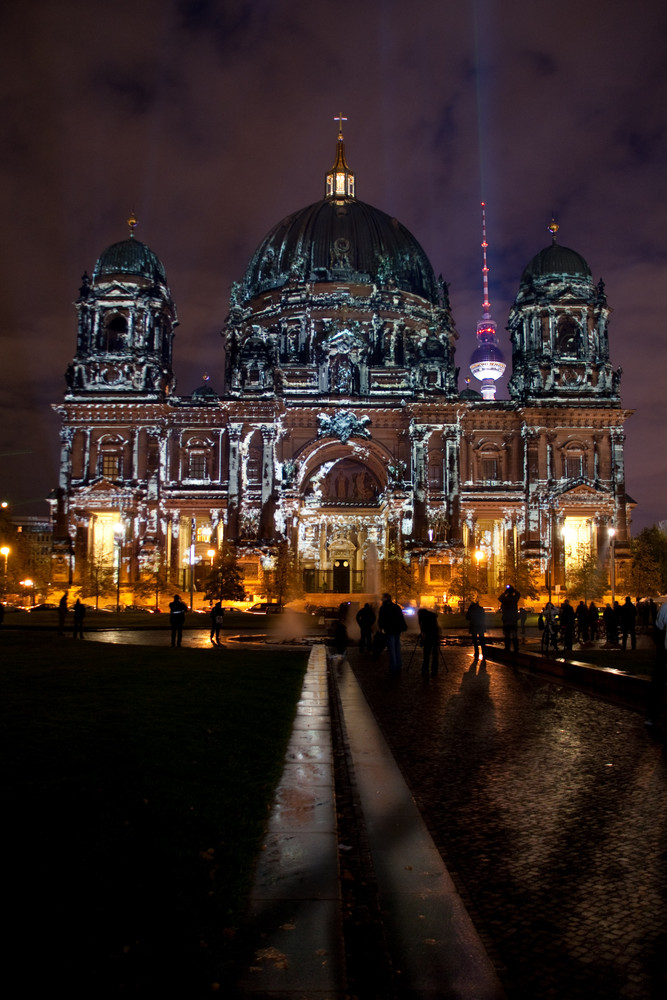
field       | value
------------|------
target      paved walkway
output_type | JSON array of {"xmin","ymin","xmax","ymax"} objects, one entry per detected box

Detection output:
[
  {"xmin": 352, "ymin": 644, "xmax": 667, "ymax": 1000},
  {"xmin": 238, "ymin": 645, "xmax": 506, "ymax": 998}
]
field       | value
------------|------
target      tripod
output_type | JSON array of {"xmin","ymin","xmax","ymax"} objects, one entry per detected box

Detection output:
[{"xmin": 406, "ymin": 634, "xmax": 449, "ymax": 673}]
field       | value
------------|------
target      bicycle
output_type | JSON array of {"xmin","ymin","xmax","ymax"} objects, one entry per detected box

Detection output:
[{"xmin": 540, "ymin": 617, "xmax": 560, "ymax": 655}]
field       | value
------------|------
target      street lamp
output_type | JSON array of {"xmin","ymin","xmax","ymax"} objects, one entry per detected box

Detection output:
[
  {"xmin": 207, "ymin": 548, "xmax": 216, "ymax": 567},
  {"xmin": 609, "ymin": 527, "xmax": 616, "ymax": 607},
  {"xmin": 1, "ymin": 546, "xmax": 9, "ymax": 590},
  {"xmin": 114, "ymin": 522, "xmax": 124, "ymax": 612},
  {"xmin": 20, "ymin": 578, "xmax": 35, "ymax": 607},
  {"xmin": 475, "ymin": 549, "xmax": 484, "ymax": 593}
]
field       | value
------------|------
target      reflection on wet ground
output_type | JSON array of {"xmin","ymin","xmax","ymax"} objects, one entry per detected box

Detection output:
[
  {"xmin": 85, "ymin": 628, "xmax": 223, "ymax": 648},
  {"xmin": 350, "ymin": 646, "xmax": 667, "ymax": 1000}
]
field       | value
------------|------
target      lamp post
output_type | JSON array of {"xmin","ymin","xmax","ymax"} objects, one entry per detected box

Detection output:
[
  {"xmin": 1, "ymin": 545, "xmax": 9, "ymax": 594},
  {"xmin": 475, "ymin": 549, "xmax": 484, "ymax": 594},
  {"xmin": 20, "ymin": 578, "xmax": 35, "ymax": 607},
  {"xmin": 189, "ymin": 518, "xmax": 196, "ymax": 610},
  {"xmin": 609, "ymin": 527, "xmax": 616, "ymax": 607},
  {"xmin": 113, "ymin": 522, "xmax": 124, "ymax": 612}
]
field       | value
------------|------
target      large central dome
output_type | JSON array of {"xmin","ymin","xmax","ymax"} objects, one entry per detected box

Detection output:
[
  {"xmin": 241, "ymin": 129, "xmax": 440, "ymax": 305},
  {"xmin": 242, "ymin": 197, "xmax": 440, "ymax": 304}
]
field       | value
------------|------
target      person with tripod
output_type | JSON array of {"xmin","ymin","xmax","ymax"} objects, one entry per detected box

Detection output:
[
  {"xmin": 417, "ymin": 606, "xmax": 441, "ymax": 676},
  {"xmin": 466, "ymin": 598, "xmax": 487, "ymax": 661},
  {"xmin": 541, "ymin": 600, "xmax": 560, "ymax": 654}
]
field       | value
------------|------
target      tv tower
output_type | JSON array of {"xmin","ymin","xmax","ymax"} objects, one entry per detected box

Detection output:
[{"xmin": 469, "ymin": 203, "xmax": 506, "ymax": 399}]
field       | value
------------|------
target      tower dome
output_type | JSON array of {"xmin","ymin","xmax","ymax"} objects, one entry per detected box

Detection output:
[
  {"xmin": 92, "ymin": 217, "xmax": 167, "ymax": 285},
  {"xmin": 520, "ymin": 221, "xmax": 592, "ymax": 284}
]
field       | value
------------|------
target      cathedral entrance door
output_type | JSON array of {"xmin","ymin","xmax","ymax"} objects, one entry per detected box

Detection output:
[{"xmin": 333, "ymin": 559, "xmax": 350, "ymax": 593}]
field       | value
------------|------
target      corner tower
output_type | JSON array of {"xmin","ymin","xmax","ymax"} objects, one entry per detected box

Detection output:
[
  {"xmin": 507, "ymin": 221, "xmax": 619, "ymax": 404},
  {"xmin": 65, "ymin": 217, "xmax": 178, "ymax": 400}
]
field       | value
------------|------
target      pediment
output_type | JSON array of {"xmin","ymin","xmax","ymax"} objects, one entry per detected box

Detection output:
[
  {"xmin": 76, "ymin": 477, "xmax": 127, "ymax": 498},
  {"xmin": 555, "ymin": 478, "xmax": 609, "ymax": 499}
]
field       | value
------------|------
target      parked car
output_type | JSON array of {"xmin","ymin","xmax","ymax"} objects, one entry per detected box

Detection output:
[
  {"xmin": 309, "ymin": 605, "xmax": 344, "ymax": 623},
  {"xmin": 244, "ymin": 602, "xmax": 284, "ymax": 615},
  {"xmin": 124, "ymin": 604, "xmax": 154, "ymax": 613},
  {"xmin": 29, "ymin": 603, "xmax": 58, "ymax": 612}
]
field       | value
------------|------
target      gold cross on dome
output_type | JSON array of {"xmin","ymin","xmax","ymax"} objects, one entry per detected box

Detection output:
[{"xmin": 334, "ymin": 113, "xmax": 348, "ymax": 135}]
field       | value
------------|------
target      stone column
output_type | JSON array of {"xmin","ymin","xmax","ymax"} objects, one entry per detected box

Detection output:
[
  {"xmin": 59, "ymin": 427, "xmax": 73, "ymax": 491},
  {"xmin": 261, "ymin": 426, "xmax": 276, "ymax": 507},
  {"xmin": 610, "ymin": 427, "xmax": 629, "ymax": 538},
  {"xmin": 227, "ymin": 424, "xmax": 243, "ymax": 540},
  {"xmin": 410, "ymin": 426, "xmax": 428, "ymax": 541}
]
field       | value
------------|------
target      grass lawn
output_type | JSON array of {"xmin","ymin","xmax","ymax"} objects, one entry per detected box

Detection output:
[{"xmin": 0, "ymin": 632, "xmax": 308, "ymax": 996}]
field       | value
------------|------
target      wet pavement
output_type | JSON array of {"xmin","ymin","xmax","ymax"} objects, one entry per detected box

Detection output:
[
  {"xmin": 349, "ymin": 644, "xmax": 667, "ymax": 1000},
  {"xmin": 79, "ymin": 625, "xmax": 666, "ymax": 996}
]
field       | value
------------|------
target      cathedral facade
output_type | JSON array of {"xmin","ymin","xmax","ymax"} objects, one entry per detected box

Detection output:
[{"xmin": 50, "ymin": 132, "xmax": 633, "ymax": 605}]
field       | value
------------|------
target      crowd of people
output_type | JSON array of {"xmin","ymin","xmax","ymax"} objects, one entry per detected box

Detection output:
[{"xmin": 6, "ymin": 585, "xmax": 664, "ymax": 733}]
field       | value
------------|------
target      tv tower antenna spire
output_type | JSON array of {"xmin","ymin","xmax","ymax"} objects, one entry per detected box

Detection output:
[
  {"xmin": 469, "ymin": 202, "xmax": 506, "ymax": 400},
  {"xmin": 481, "ymin": 201, "xmax": 491, "ymax": 317}
]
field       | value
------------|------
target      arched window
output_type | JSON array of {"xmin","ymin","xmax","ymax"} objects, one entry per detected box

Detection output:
[
  {"xmin": 557, "ymin": 315, "xmax": 579, "ymax": 355},
  {"xmin": 101, "ymin": 313, "xmax": 128, "ymax": 352}
]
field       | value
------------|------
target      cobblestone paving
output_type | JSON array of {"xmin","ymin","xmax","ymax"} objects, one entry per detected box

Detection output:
[{"xmin": 350, "ymin": 646, "xmax": 667, "ymax": 1000}]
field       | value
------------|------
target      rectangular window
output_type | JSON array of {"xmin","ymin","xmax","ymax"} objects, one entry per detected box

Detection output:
[
  {"xmin": 428, "ymin": 464, "xmax": 443, "ymax": 488},
  {"xmin": 565, "ymin": 454, "xmax": 584, "ymax": 479},
  {"xmin": 188, "ymin": 453, "xmax": 207, "ymax": 479},
  {"xmin": 102, "ymin": 454, "xmax": 120, "ymax": 479},
  {"xmin": 481, "ymin": 457, "xmax": 498, "ymax": 482}
]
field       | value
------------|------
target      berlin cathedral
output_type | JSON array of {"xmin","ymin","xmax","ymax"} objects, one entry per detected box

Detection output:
[{"xmin": 50, "ymin": 126, "xmax": 633, "ymax": 605}]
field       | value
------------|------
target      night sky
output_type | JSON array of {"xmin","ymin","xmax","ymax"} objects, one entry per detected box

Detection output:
[{"xmin": 1, "ymin": 0, "xmax": 665, "ymax": 531}]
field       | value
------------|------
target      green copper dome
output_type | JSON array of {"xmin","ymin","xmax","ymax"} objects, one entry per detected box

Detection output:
[
  {"xmin": 521, "ymin": 244, "xmax": 592, "ymax": 282},
  {"xmin": 93, "ymin": 237, "xmax": 167, "ymax": 285},
  {"xmin": 242, "ymin": 196, "xmax": 440, "ymax": 304}
]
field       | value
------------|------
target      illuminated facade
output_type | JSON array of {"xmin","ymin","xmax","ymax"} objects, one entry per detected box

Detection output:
[{"xmin": 50, "ymin": 130, "xmax": 633, "ymax": 603}]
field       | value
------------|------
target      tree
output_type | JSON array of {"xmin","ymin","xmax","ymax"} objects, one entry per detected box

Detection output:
[
  {"xmin": 133, "ymin": 560, "xmax": 173, "ymax": 610},
  {"xmin": 263, "ymin": 541, "xmax": 302, "ymax": 606},
  {"xmin": 508, "ymin": 558, "xmax": 541, "ymax": 600},
  {"xmin": 203, "ymin": 543, "xmax": 245, "ymax": 602},
  {"xmin": 619, "ymin": 528, "xmax": 666, "ymax": 599},
  {"xmin": 78, "ymin": 554, "xmax": 116, "ymax": 608},
  {"xmin": 566, "ymin": 549, "xmax": 608, "ymax": 602},
  {"xmin": 382, "ymin": 545, "xmax": 416, "ymax": 604},
  {"xmin": 448, "ymin": 555, "xmax": 478, "ymax": 609}
]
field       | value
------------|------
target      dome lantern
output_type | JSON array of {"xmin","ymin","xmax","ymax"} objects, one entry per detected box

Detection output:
[{"xmin": 325, "ymin": 114, "xmax": 355, "ymax": 199}]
